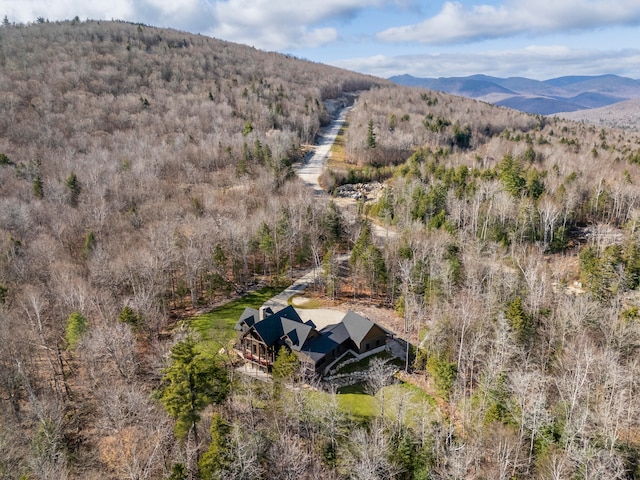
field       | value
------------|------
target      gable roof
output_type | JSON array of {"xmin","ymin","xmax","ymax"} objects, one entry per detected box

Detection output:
[
  {"xmin": 251, "ymin": 305, "xmax": 306, "ymax": 347},
  {"xmin": 300, "ymin": 322, "xmax": 349, "ymax": 362},
  {"xmin": 237, "ymin": 306, "xmax": 393, "ymax": 370},
  {"xmin": 235, "ymin": 307, "xmax": 258, "ymax": 332},
  {"xmin": 341, "ymin": 311, "xmax": 376, "ymax": 345},
  {"xmin": 281, "ymin": 318, "xmax": 315, "ymax": 351}
]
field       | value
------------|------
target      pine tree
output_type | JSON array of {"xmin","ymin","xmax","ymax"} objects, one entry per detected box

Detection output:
[
  {"xmin": 366, "ymin": 119, "xmax": 376, "ymax": 149},
  {"xmin": 157, "ymin": 336, "xmax": 229, "ymax": 441},
  {"xmin": 118, "ymin": 305, "xmax": 142, "ymax": 330},
  {"xmin": 272, "ymin": 346, "xmax": 299, "ymax": 382},
  {"xmin": 65, "ymin": 312, "xmax": 88, "ymax": 350},
  {"xmin": 65, "ymin": 171, "xmax": 81, "ymax": 206},
  {"xmin": 33, "ymin": 174, "xmax": 43, "ymax": 198},
  {"xmin": 505, "ymin": 297, "xmax": 533, "ymax": 345},
  {"xmin": 198, "ymin": 412, "xmax": 231, "ymax": 479}
]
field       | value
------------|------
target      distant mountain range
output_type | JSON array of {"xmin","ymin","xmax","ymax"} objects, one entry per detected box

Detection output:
[{"xmin": 388, "ymin": 74, "xmax": 640, "ymax": 115}]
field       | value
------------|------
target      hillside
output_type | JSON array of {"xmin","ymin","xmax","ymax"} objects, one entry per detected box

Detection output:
[
  {"xmin": 389, "ymin": 73, "xmax": 640, "ymax": 115},
  {"xmin": 555, "ymin": 97, "xmax": 640, "ymax": 131},
  {"xmin": 0, "ymin": 19, "xmax": 389, "ymax": 479},
  {"xmin": 3, "ymin": 20, "xmax": 640, "ymax": 480}
]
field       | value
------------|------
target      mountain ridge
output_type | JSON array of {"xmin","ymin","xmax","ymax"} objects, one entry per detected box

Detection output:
[{"xmin": 389, "ymin": 73, "xmax": 640, "ymax": 115}]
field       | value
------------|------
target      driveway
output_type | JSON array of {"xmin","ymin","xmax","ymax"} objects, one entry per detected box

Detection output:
[
  {"xmin": 295, "ymin": 106, "xmax": 351, "ymax": 196},
  {"xmin": 261, "ymin": 254, "xmax": 350, "ymax": 328}
]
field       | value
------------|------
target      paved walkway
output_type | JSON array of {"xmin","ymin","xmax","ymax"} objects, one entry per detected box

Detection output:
[{"xmin": 387, "ymin": 338, "xmax": 408, "ymax": 361}]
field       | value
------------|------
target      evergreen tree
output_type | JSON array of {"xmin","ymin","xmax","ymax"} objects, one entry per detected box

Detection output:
[
  {"xmin": 157, "ymin": 336, "xmax": 229, "ymax": 441},
  {"xmin": 366, "ymin": 119, "xmax": 376, "ymax": 149},
  {"xmin": 323, "ymin": 200, "xmax": 343, "ymax": 244},
  {"xmin": 505, "ymin": 296, "xmax": 533, "ymax": 345},
  {"xmin": 118, "ymin": 305, "xmax": 142, "ymax": 330},
  {"xmin": 272, "ymin": 346, "xmax": 299, "ymax": 382},
  {"xmin": 322, "ymin": 248, "xmax": 339, "ymax": 300},
  {"xmin": 33, "ymin": 174, "xmax": 43, "ymax": 198},
  {"xmin": 65, "ymin": 171, "xmax": 81, "ymax": 206},
  {"xmin": 198, "ymin": 412, "xmax": 231, "ymax": 480},
  {"xmin": 498, "ymin": 155, "xmax": 526, "ymax": 197},
  {"xmin": 65, "ymin": 311, "xmax": 88, "ymax": 350},
  {"xmin": 350, "ymin": 220, "xmax": 387, "ymax": 296},
  {"xmin": 82, "ymin": 230, "xmax": 96, "ymax": 259}
]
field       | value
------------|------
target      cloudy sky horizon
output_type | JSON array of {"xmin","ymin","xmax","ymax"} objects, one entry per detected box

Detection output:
[{"xmin": 2, "ymin": 0, "xmax": 640, "ymax": 80}]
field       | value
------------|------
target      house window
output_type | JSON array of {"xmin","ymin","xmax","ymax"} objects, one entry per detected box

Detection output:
[
  {"xmin": 252, "ymin": 344, "xmax": 257, "ymax": 355},
  {"xmin": 365, "ymin": 343, "xmax": 370, "ymax": 350}
]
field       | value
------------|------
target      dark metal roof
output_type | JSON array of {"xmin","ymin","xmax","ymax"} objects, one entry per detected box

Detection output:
[
  {"xmin": 234, "ymin": 307, "xmax": 258, "ymax": 331},
  {"xmin": 300, "ymin": 322, "xmax": 351, "ymax": 362},
  {"xmin": 238, "ymin": 306, "xmax": 392, "ymax": 370},
  {"xmin": 281, "ymin": 318, "xmax": 315, "ymax": 351},
  {"xmin": 251, "ymin": 305, "xmax": 305, "ymax": 346},
  {"xmin": 274, "ymin": 305, "xmax": 303, "ymax": 323},
  {"xmin": 253, "ymin": 314, "xmax": 285, "ymax": 345},
  {"xmin": 341, "ymin": 311, "xmax": 375, "ymax": 344}
]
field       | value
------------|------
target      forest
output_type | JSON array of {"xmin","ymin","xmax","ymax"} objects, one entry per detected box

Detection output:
[{"xmin": 1, "ymin": 19, "xmax": 640, "ymax": 480}]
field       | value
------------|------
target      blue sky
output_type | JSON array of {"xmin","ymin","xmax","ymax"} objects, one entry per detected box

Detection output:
[{"xmin": 3, "ymin": 0, "xmax": 640, "ymax": 80}]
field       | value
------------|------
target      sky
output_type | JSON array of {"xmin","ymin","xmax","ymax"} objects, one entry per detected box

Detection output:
[{"xmin": 2, "ymin": 0, "xmax": 640, "ymax": 80}]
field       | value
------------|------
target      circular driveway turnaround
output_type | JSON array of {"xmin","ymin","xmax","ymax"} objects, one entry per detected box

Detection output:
[{"xmin": 261, "ymin": 253, "xmax": 350, "ymax": 310}]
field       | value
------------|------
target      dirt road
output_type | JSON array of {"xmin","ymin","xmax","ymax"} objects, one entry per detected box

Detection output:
[
  {"xmin": 262, "ymin": 105, "xmax": 396, "ymax": 309},
  {"xmin": 295, "ymin": 106, "xmax": 351, "ymax": 195}
]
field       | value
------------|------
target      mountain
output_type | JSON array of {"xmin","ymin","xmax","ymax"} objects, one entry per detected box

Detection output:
[{"xmin": 389, "ymin": 73, "xmax": 640, "ymax": 116}]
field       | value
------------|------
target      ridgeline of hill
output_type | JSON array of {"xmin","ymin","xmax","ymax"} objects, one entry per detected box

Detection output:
[
  {"xmin": 2, "ymin": 20, "xmax": 640, "ymax": 480},
  {"xmin": 556, "ymin": 97, "xmax": 640, "ymax": 131},
  {"xmin": 390, "ymin": 73, "xmax": 640, "ymax": 116}
]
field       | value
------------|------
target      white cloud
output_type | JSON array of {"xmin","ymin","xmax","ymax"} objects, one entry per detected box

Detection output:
[
  {"xmin": 332, "ymin": 46, "xmax": 640, "ymax": 80},
  {"xmin": 209, "ymin": 0, "xmax": 400, "ymax": 50},
  {"xmin": 377, "ymin": 0, "xmax": 640, "ymax": 45},
  {"xmin": 0, "ymin": 0, "xmax": 134, "ymax": 23},
  {"xmin": 0, "ymin": 0, "xmax": 402, "ymax": 50},
  {"xmin": 0, "ymin": 0, "xmax": 215, "ymax": 30}
]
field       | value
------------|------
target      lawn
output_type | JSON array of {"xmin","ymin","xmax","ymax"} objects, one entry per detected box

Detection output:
[
  {"xmin": 189, "ymin": 283, "xmax": 439, "ymax": 426},
  {"xmin": 380, "ymin": 383, "xmax": 438, "ymax": 429},
  {"xmin": 190, "ymin": 285, "xmax": 284, "ymax": 353},
  {"xmin": 288, "ymin": 294, "xmax": 323, "ymax": 309},
  {"xmin": 329, "ymin": 381, "xmax": 437, "ymax": 424}
]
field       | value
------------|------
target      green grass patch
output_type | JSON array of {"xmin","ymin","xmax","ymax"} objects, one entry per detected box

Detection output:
[
  {"xmin": 379, "ymin": 383, "xmax": 438, "ymax": 429},
  {"xmin": 288, "ymin": 294, "xmax": 323, "ymax": 309},
  {"xmin": 306, "ymin": 383, "xmax": 378, "ymax": 422},
  {"xmin": 337, "ymin": 391, "xmax": 378, "ymax": 422},
  {"xmin": 229, "ymin": 378, "xmax": 437, "ymax": 427},
  {"xmin": 335, "ymin": 381, "xmax": 438, "ymax": 425},
  {"xmin": 190, "ymin": 285, "xmax": 285, "ymax": 352},
  {"xmin": 337, "ymin": 381, "xmax": 366, "ymax": 395}
]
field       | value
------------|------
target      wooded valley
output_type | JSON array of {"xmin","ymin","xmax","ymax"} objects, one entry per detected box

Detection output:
[{"xmin": 1, "ymin": 19, "xmax": 640, "ymax": 480}]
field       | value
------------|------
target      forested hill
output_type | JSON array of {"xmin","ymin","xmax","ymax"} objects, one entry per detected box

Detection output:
[{"xmin": 0, "ymin": 19, "xmax": 388, "ymax": 478}]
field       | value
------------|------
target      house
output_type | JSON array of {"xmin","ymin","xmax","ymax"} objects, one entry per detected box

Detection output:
[{"xmin": 234, "ymin": 305, "xmax": 392, "ymax": 376}]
